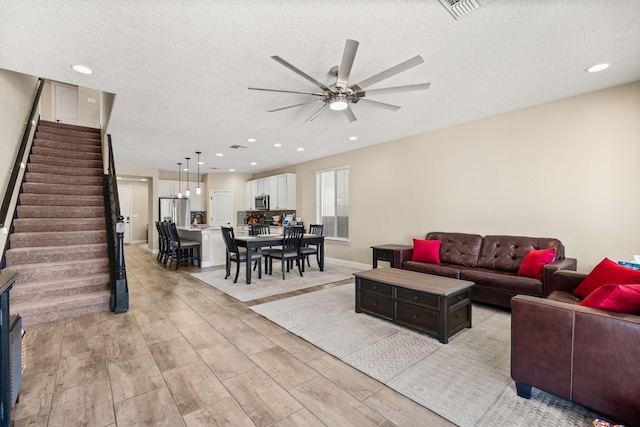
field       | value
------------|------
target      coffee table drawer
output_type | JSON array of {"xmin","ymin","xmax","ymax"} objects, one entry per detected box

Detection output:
[
  {"xmin": 396, "ymin": 287, "xmax": 439, "ymax": 308},
  {"xmin": 359, "ymin": 279, "xmax": 392, "ymax": 297},
  {"xmin": 448, "ymin": 303, "xmax": 471, "ymax": 332},
  {"xmin": 395, "ymin": 302, "xmax": 438, "ymax": 334},
  {"xmin": 359, "ymin": 292, "xmax": 393, "ymax": 319}
]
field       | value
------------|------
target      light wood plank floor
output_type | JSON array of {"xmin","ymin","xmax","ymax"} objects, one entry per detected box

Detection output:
[{"xmin": 12, "ymin": 244, "xmax": 455, "ymax": 427}]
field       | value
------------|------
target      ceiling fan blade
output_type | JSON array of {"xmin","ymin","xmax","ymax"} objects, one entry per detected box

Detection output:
[
  {"xmin": 305, "ymin": 103, "xmax": 329, "ymax": 122},
  {"xmin": 249, "ymin": 87, "xmax": 324, "ymax": 96},
  {"xmin": 356, "ymin": 83, "xmax": 430, "ymax": 97},
  {"xmin": 269, "ymin": 99, "xmax": 322, "ymax": 112},
  {"xmin": 271, "ymin": 56, "xmax": 333, "ymax": 92},
  {"xmin": 350, "ymin": 55, "xmax": 425, "ymax": 91},
  {"xmin": 343, "ymin": 106, "xmax": 357, "ymax": 123},
  {"xmin": 336, "ymin": 39, "xmax": 359, "ymax": 89},
  {"xmin": 358, "ymin": 98, "xmax": 401, "ymax": 111}
]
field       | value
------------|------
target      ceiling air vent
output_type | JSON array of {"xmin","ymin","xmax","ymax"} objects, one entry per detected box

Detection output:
[
  {"xmin": 438, "ymin": 0, "xmax": 495, "ymax": 20},
  {"xmin": 229, "ymin": 144, "xmax": 248, "ymax": 149}
]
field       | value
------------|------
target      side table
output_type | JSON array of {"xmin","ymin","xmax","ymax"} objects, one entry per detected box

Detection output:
[{"xmin": 371, "ymin": 244, "xmax": 412, "ymax": 268}]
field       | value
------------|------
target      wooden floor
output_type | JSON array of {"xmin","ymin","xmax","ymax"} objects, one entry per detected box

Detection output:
[{"xmin": 11, "ymin": 244, "xmax": 454, "ymax": 427}]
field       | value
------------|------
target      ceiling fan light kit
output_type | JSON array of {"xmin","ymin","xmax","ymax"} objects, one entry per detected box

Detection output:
[{"xmin": 250, "ymin": 39, "xmax": 430, "ymax": 122}]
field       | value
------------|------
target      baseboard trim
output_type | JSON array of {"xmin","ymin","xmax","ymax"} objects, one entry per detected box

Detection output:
[{"xmin": 325, "ymin": 257, "xmax": 370, "ymax": 271}]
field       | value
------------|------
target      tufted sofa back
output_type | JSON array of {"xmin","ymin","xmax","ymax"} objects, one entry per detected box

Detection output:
[
  {"xmin": 477, "ymin": 235, "xmax": 564, "ymax": 273},
  {"xmin": 425, "ymin": 232, "xmax": 483, "ymax": 267}
]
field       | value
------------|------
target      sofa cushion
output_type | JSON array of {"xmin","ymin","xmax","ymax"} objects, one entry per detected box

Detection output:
[
  {"xmin": 477, "ymin": 236, "xmax": 562, "ymax": 273},
  {"xmin": 461, "ymin": 268, "xmax": 542, "ymax": 296},
  {"xmin": 403, "ymin": 261, "xmax": 461, "ymax": 279},
  {"xmin": 411, "ymin": 238, "xmax": 440, "ymax": 264},
  {"xmin": 547, "ymin": 290, "xmax": 582, "ymax": 305},
  {"xmin": 425, "ymin": 232, "xmax": 483, "ymax": 267},
  {"xmin": 573, "ymin": 258, "xmax": 640, "ymax": 298},
  {"xmin": 579, "ymin": 284, "xmax": 640, "ymax": 314},
  {"xmin": 518, "ymin": 248, "xmax": 556, "ymax": 279}
]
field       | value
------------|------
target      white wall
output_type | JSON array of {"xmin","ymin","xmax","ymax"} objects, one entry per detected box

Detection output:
[{"xmin": 261, "ymin": 82, "xmax": 640, "ymax": 273}]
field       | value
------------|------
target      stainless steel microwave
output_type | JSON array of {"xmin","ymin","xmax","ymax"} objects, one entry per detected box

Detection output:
[{"xmin": 255, "ymin": 195, "xmax": 269, "ymax": 210}]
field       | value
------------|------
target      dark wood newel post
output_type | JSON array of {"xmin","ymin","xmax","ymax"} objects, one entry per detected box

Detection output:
[{"xmin": 114, "ymin": 216, "xmax": 128, "ymax": 313}]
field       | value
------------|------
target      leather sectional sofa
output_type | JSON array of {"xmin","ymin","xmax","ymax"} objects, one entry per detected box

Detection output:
[
  {"xmin": 394, "ymin": 232, "xmax": 577, "ymax": 308},
  {"xmin": 511, "ymin": 270, "xmax": 640, "ymax": 425}
]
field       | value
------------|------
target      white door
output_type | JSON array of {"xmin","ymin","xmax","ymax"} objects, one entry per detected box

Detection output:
[
  {"xmin": 52, "ymin": 82, "xmax": 79, "ymax": 125},
  {"xmin": 118, "ymin": 185, "xmax": 133, "ymax": 244},
  {"xmin": 210, "ymin": 190, "xmax": 233, "ymax": 227}
]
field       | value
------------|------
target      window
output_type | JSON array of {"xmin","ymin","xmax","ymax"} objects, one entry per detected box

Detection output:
[{"xmin": 316, "ymin": 166, "xmax": 349, "ymax": 241}]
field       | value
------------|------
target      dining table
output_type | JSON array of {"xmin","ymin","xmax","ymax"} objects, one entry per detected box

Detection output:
[{"xmin": 234, "ymin": 233, "xmax": 325, "ymax": 284}]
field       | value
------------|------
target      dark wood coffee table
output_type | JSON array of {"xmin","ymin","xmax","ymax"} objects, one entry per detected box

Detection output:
[{"xmin": 354, "ymin": 268, "xmax": 473, "ymax": 343}]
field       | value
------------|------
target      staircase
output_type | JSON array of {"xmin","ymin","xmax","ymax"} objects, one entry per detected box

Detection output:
[{"xmin": 1, "ymin": 120, "xmax": 111, "ymax": 327}]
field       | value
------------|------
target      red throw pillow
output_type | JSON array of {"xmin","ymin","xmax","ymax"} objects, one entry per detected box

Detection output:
[
  {"xmin": 411, "ymin": 239, "xmax": 440, "ymax": 264},
  {"xmin": 518, "ymin": 248, "xmax": 556, "ymax": 279},
  {"xmin": 579, "ymin": 284, "xmax": 640, "ymax": 314},
  {"xmin": 574, "ymin": 258, "xmax": 640, "ymax": 298}
]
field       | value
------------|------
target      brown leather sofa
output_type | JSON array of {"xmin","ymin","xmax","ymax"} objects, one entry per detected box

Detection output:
[
  {"xmin": 511, "ymin": 270, "xmax": 640, "ymax": 425},
  {"xmin": 394, "ymin": 232, "xmax": 577, "ymax": 308}
]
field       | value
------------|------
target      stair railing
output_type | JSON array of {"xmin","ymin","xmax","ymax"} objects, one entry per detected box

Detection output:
[
  {"xmin": 0, "ymin": 78, "xmax": 44, "ymax": 269},
  {"xmin": 103, "ymin": 134, "xmax": 129, "ymax": 313}
]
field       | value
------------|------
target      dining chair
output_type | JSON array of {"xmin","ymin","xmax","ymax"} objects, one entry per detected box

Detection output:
[
  {"xmin": 249, "ymin": 223, "xmax": 272, "ymax": 271},
  {"xmin": 221, "ymin": 226, "xmax": 263, "ymax": 283},
  {"xmin": 155, "ymin": 221, "xmax": 167, "ymax": 262},
  {"xmin": 159, "ymin": 221, "xmax": 173, "ymax": 265},
  {"xmin": 264, "ymin": 226, "xmax": 305, "ymax": 280},
  {"xmin": 166, "ymin": 221, "xmax": 201, "ymax": 270},
  {"xmin": 300, "ymin": 223, "xmax": 324, "ymax": 271}
]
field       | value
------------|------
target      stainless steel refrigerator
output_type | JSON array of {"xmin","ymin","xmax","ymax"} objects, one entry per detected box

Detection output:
[{"xmin": 159, "ymin": 198, "xmax": 191, "ymax": 228}]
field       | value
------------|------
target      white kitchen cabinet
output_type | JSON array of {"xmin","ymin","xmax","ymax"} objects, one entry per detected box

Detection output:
[
  {"xmin": 244, "ymin": 174, "xmax": 296, "ymax": 210},
  {"xmin": 158, "ymin": 180, "xmax": 175, "ymax": 197},
  {"xmin": 245, "ymin": 180, "xmax": 258, "ymax": 210},
  {"xmin": 273, "ymin": 173, "xmax": 296, "ymax": 209}
]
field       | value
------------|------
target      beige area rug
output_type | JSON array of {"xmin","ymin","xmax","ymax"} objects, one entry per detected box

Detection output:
[
  {"xmin": 250, "ymin": 284, "xmax": 607, "ymax": 427},
  {"xmin": 191, "ymin": 263, "xmax": 359, "ymax": 302}
]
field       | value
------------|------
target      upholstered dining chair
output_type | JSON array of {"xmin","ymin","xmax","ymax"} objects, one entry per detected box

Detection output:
[
  {"xmin": 221, "ymin": 226, "xmax": 263, "ymax": 283},
  {"xmin": 155, "ymin": 221, "xmax": 167, "ymax": 262},
  {"xmin": 300, "ymin": 224, "xmax": 324, "ymax": 271},
  {"xmin": 264, "ymin": 226, "xmax": 305, "ymax": 280},
  {"xmin": 166, "ymin": 221, "xmax": 201, "ymax": 270}
]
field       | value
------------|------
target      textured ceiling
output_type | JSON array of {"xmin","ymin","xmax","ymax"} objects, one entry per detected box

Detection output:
[{"xmin": 1, "ymin": 1, "xmax": 639, "ymax": 174}]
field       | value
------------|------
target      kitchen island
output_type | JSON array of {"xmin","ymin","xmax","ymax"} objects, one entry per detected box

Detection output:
[{"xmin": 176, "ymin": 226, "xmax": 226, "ymax": 267}]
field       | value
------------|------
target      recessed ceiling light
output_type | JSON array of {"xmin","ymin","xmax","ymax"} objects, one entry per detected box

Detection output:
[
  {"xmin": 71, "ymin": 64, "xmax": 93, "ymax": 74},
  {"xmin": 586, "ymin": 63, "xmax": 609, "ymax": 73},
  {"xmin": 349, "ymin": 136, "xmax": 358, "ymax": 141},
  {"xmin": 216, "ymin": 153, "xmax": 223, "ymax": 157},
  {"xmin": 198, "ymin": 161, "xmax": 204, "ymax": 165},
  {"xmin": 297, "ymin": 148, "xmax": 304, "ymax": 152},
  {"xmin": 229, "ymin": 168, "xmax": 235, "ymax": 172},
  {"xmin": 248, "ymin": 138, "xmax": 256, "ymax": 142},
  {"xmin": 274, "ymin": 143, "xmax": 282, "ymax": 147},
  {"xmin": 250, "ymin": 162, "xmax": 257, "ymax": 166}
]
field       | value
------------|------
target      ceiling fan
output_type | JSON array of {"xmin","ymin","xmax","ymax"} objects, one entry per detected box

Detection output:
[{"xmin": 249, "ymin": 39, "xmax": 430, "ymax": 123}]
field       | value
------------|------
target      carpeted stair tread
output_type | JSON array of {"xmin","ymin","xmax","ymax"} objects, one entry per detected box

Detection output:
[
  {"xmin": 22, "ymin": 182, "xmax": 103, "ymax": 195},
  {"xmin": 38, "ymin": 120, "xmax": 100, "ymax": 134},
  {"xmin": 12, "ymin": 218, "xmax": 105, "ymax": 233},
  {"xmin": 28, "ymin": 154, "xmax": 103, "ymax": 169},
  {"xmin": 10, "ymin": 230, "xmax": 107, "ymax": 247},
  {"xmin": 9, "ymin": 274, "xmax": 110, "ymax": 304},
  {"xmin": 12, "ymin": 290, "xmax": 111, "ymax": 327},
  {"xmin": 35, "ymin": 125, "xmax": 101, "ymax": 137},
  {"xmin": 33, "ymin": 139, "xmax": 102, "ymax": 154},
  {"xmin": 27, "ymin": 163, "xmax": 103, "ymax": 176},
  {"xmin": 17, "ymin": 205, "xmax": 105, "ymax": 219},
  {"xmin": 2, "ymin": 258, "xmax": 109, "ymax": 282},
  {"xmin": 31, "ymin": 146, "xmax": 102, "ymax": 161},
  {"xmin": 5, "ymin": 243, "xmax": 108, "ymax": 265},
  {"xmin": 24, "ymin": 172, "xmax": 102, "ymax": 186},
  {"xmin": 34, "ymin": 132, "xmax": 101, "ymax": 146},
  {"xmin": 19, "ymin": 193, "xmax": 104, "ymax": 206}
]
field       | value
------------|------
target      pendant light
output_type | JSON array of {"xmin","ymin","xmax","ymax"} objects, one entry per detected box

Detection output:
[
  {"xmin": 177, "ymin": 162, "xmax": 182, "ymax": 198},
  {"xmin": 185, "ymin": 157, "xmax": 191, "ymax": 197},
  {"xmin": 195, "ymin": 151, "xmax": 202, "ymax": 195}
]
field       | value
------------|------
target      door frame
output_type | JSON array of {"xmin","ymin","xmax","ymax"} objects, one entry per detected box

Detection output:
[{"xmin": 118, "ymin": 184, "xmax": 133, "ymax": 244}]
